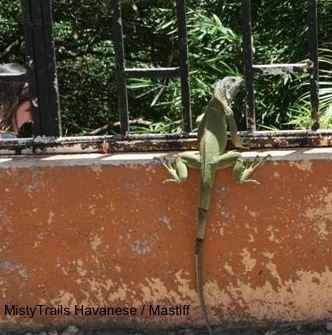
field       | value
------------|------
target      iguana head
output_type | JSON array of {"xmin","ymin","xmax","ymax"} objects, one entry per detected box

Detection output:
[{"xmin": 214, "ymin": 76, "xmax": 242, "ymax": 103}]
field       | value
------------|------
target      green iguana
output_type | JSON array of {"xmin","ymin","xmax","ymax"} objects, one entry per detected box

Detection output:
[{"xmin": 154, "ymin": 76, "xmax": 270, "ymax": 335}]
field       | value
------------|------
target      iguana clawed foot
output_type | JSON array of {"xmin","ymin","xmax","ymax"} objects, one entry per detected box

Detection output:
[
  {"xmin": 235, "ymin": 154, "xmax": 271, "ymax": 185},
  {"xmin": 252, "ymin": 153, "xmax": 272, "ymax": 168},
  {"xmin": 153, "ymin": 156, "xmax": 184, "ymax": 184}
]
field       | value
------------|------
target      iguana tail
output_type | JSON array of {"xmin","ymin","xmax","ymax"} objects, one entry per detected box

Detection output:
[{"xmin": 195, "ymin": 221, "xmax": 214, "ymax": 335}]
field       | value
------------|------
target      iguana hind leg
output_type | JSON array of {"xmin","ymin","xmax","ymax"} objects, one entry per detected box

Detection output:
[{"xmin": 208, "ymin": 151, "xmax": 270, "ymax": 185}]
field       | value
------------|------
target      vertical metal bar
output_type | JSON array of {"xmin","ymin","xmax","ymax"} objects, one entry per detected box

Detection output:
[
  {"xmin": 112, "ymin": 0, "xmax": 129, "ymax": 136},
  {"xmin": 176, "ymin": 0, "xmax": 192, "ymax": 133},
  {"xmin": 308, "ymin": 0, "xmax": 319, "ymax": 131},
  {"xmin": 21, "ymin": 0, "xmax": 38, "ymax": 133},
  {"xmin": 40, "ymin": 0, "xmax": 62, "ymax": 136},
  {"xmin": 21, "ymin": 0, "xmax": 61, "ymax": 137},
  {"xmin": 241, "ymin": 0, "xmax": 256, "ymax": 132}
]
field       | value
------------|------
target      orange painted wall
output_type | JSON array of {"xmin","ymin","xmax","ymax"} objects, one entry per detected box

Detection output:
[{"xmin": 0, "ymin": 150, "xmax": 331, "ymax": 333}]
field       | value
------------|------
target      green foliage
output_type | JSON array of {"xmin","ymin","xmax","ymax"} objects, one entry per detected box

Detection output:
[
  {"xmin": 131, "ymin": 116, "xmax": 182, "ymax": 135},
  {"xmin": 0, "ymin": 2, "xmax": 25, "ymax": 62},
  {"xmin": 125, "ymin": 2, "xmax": 244, "ymax": 131},
  {"xmin": 52, "ymin": 0, "xmax": 116, "ymax": 135},
  {"xmin": 1, "ymin": 0, "xmax": 332, "ymax": 134},
  {"xmin": 289, "ymin": 46, "xmax": 332, "ymax": 129}
]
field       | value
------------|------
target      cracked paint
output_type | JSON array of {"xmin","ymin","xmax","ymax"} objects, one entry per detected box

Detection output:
[
  {"xmin": 202, "ymin": 268, "xmax": 332, "ymax": 323},
  {"xmin": 289, "ymin": 160, "xmax": 313, "ymax": 172},
  {"xmin": 159, "ymin": 216, "xmax": 172, "ymax": 230},
  {"xmin": 266, "ymin": 225, "xmax": 281, "ymax": 244},
  {"xmin": 129, "ymin": 239, "xmax": 152, "ymax": 255},
  {"xmin": 140, "ymin": 273, "xmax": 196, "ymax": 306},
  {"xmin": 89, "ymin": 234, "xmax": 102, "ymax": 251},
  {"xmin": 224, "ymin": 262, "xmax": 235, "ymax": 275},
  {"xmin": 0, "ymin": 261, "xmax": 29, "ymax": 280},
  {"xmin": 240, "ymin": 249, "xmax": 257, "ymax": 274},
  {"xmin": 304, "ymin": 187, "xmax": 332, "ymax": 240},
  {"xmin": 1, "ymin": 153, "xmax": 332, "ymax": 332},
  {"xmin": 47, "ymin": 210, "xmax": 55, "ymax": 225}
]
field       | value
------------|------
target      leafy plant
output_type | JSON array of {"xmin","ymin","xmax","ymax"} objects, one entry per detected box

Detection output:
[
  {"xmin": 1, "ymin": 0, "xmax": 332, "ymax": 134},
  {"xmin": 288, "ymin": 46, "xmax": 332, "ymax": 130}
]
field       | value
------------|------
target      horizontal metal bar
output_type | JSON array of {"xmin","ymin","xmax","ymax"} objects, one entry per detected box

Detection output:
[
  {"xmin": 1, "ymin": 131, "xmax": 332, "ymax": 155},
  {"xmin": 124, "ymin": 67, "xmax": 180, "ymax": 78},
  {"xmin": 253, "ymin": 62, "xmax": 312, "ymax": 75},
  {"xmin": 0, "ymin": 72, "xmax": 28, "ymax": 82}
]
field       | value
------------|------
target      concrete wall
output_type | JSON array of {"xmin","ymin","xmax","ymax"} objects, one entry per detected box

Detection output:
[{"xmin": 0, "ymin": 150, "xmax": 331, "ymax": 333}]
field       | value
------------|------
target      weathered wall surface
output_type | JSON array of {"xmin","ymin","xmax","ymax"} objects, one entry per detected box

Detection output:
[{"xmin": 0, "ymin": 150, "xmax": 331, "ymax": 333}]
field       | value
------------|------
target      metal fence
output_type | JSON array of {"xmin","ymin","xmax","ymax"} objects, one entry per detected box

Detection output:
[
  {"xmin": 0, "ymin": 0, "xmax": 328, "ymax": 154},
  {"xmin": 0, "ymin": 0, "xmax": 61, "ymax": 137},
  {"xmin": 242, "ymin": 0, "xmax": 319, "ymax": 132},
  {"xmin": 112, "ymin": 0, "xmax": 192, "ymax": 136},
  {"xmin": 112, "ymin": 0, "xmax": 319, "ymax": 135}
]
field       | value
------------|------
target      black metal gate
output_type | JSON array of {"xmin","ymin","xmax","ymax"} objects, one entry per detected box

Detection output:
[
  {"xmin": 111, "ymin": 0, "xmax": 192, "ymax": 135},
  {"xmin": 241, "ymin": 0, "xmax": 319, "ymax": 132},
  {"xmin": 0, "ymin": 0, "xmax": 324, "ymax": 154},
  {"xmin": 21, "ymin": 0, "xmax": 61, "ymax": 137}
]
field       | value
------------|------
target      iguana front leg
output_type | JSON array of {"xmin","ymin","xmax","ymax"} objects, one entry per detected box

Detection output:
[{"xmin": 153, "ymin": 152, "xmax": 201, "ymax": 184}]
